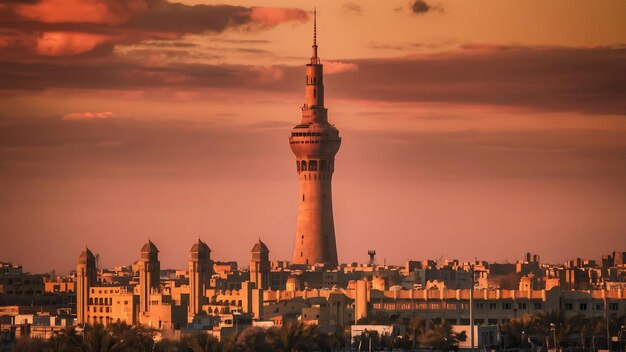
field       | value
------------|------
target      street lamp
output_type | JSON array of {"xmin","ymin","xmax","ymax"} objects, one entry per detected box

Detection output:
[
  {"xmin": 521, "ymin": 331, "xmax": 525, "ymax": 349},
  {"xmin": 550, "ymin": 323, "xmax": 557, "ymax": 351}
]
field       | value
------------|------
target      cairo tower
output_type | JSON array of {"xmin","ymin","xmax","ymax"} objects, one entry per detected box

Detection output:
[{"xmin": 289, "ymin": 11, "xmax": 341, "ymax": 267}]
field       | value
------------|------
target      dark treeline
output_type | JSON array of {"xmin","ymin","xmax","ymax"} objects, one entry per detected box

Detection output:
[{"xmin": 11, "ymin": 311, "xmax": 626, "ymax": 352}]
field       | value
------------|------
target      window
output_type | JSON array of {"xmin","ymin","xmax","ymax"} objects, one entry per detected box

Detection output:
[
  {"xmin": 301, "ymin": 161, "xmax": 307, "ymax": 171},
  {"xmin": 533, "ymin": 302, "xmax": 542, "ymax": 310},
  {"xmin": 489, "ymin": 302, "xmax": 497, "ymax": 310},
  {"xmin": 309, "ymin": 160, "xmax": 318, "ymax": 171},
  {"xmin": 580, "ymin": 303, "xmax": 587, "ymax": 310},
  {"xmin": 313, "ymin": 89, "xmax": 316, "ymax": 98},
  {"xmin": 475, "ymin": 302, "xmax": 484, "ymax": 310},
  {"xmin": 608, "ymin": 303, "xmax": 618, "ymax": 311},
  {"xmin": 595, "ymin": 303, "xmax": 602, "ymax": 311},
  {"xmin": 502, "ymin": 302, "xmax": 512, "ymax": 310},
  {"xmin": 518, "ymin": 302, "xmax": 527, "ymax": 310},
  {"xmin": 565, "ymin": 303, "xmax": 573, "ymax": 310}
]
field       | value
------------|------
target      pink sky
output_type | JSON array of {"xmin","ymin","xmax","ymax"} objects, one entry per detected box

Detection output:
[{"xmin": 1, "ymin": 0, "xmax": 626, "ymax": 273}]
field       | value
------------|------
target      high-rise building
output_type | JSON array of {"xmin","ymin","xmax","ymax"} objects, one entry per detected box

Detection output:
[
  {"xmin": 138, "ymin": 240, "xmax": 160, "ymax": 314},
  {"xmin": 76, "ymin": 247, "xmax": 97, "ymax": 324},
  {"xmin": 188, "ymin": 239, "xmax": 211, "ymax": 317},
  {"xmin": 250, "ymin": 240, "xmax": 270, "ymax": 289},
  {"xmin": 289, "ymin": 10, "xmax": 341, "ymax": 267}
]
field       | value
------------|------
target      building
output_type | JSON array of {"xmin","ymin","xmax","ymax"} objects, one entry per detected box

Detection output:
[
  {"xmin": 188, "ymin": 239, "xmax": 212, "ymax": 320},
  {"xmin": 289, "ymin": 10, "xmax": 341, "ymax": 267},
  {"xmin": 249, "ymin": 240, "xmax": 270, "ymax": 290},
  {"xmin": 76, "ymin": 248, "xmax": 97, "ymax": 324},
  {"xmin": 138, "ymin": 240, "xmax": 160, "ymax": 314}
]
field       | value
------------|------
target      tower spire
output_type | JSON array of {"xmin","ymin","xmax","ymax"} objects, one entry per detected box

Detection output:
[
  {"xmin": 313, "ymin": 8, "xmax": 317, "ymax": 46},
  {"xmin": 311, "ymin": 8, "xmax": 319, "ymax": 64}
]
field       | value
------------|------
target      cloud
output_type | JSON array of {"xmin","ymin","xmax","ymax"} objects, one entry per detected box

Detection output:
[
  {"xmin": 411, "ymin": 0, "xmax": 431, "ymax": 14},
  {"xmin": 249, "ymin": 7, "xmax": 308, "ymax": 27},
  {"xmin": 0, "ymin": 0, "xmax": 308, "ymax": 57},
  {"xmin": 321, "ymin": 61, "xmax": 358, "ymax": 74},
  {"xmin": 14, "ymin": 0, "xmax": 147, "ymax": 25},
  {"xmin": 341, "ymin": 3, "xmax": 362, "ymax": 15},
  {"xmin": 0, "ymin": 46, "xmax": 624, "ymax": 115},
  {"xmin": 36, "ymin": 32, "xmax": 109, "ymax": 56},
  {"xmin": 62, "ymin": 111, "xmax": 127, "ymax": 120},
  {"xmin": 326, "ymin": 46, "xmax": 626, "ymax": 114}
]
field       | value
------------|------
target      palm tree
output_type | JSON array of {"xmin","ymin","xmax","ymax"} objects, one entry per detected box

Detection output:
[
  {"xmin": 45, "ymin": 329, "xmax": 70, "ymax": 352},
  {"xmin": 419, "ymin": 321, "xmax": 466, "ymax": 351},
  {"xmin": 532, "ymin": 309, "xmax": 565, "ymax": 347},
  {"xmin": 265, "ymin": 321, "xmax": 321, "ymax": 352},
  {"xmin": 502, "ymin": 313, "xmax": 535, "ymax": 348},
  {"xmin": 329, "ymin": 325, "xmax": 348, "ymax": 352},
  {"xmin": 406, "ymin": 316, "xmax": 425, "ymax": 349},
  {"xmin": 81, "ymin": 324, "xmax": 125, "ymax": 352},
  {"xmin": 185, "ymin": 331, "xmax": 221, "ymax": 352}
]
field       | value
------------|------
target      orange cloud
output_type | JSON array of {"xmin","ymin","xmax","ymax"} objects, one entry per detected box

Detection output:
[
  {"xmin": 36, "ymin": 32, "xmax": 109, "ymax": 56},
  {"xmin": 322, "ymin": 61, "xmax": 359, "ymax": 74},
  {"xmin": 62, "ymin": 111, "xmax": 125, "ymax": 120},
  {"xmin": 16, "ymin": 0, "xmax": 147, "ymax": 25},
  {"xmin": 250, "ymin": 7, "xmax": 308, "ymax": 27},
  {"xmin": 248, "ymin": 65, "xmax": 285, "ymax": 82}
]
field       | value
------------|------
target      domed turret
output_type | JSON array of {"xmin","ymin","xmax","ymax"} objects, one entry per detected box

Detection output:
[
  {"xmin": 140, "ymin": 240, "xmax": 159, "ymax": 261},
  {"xmin": 78, "ymin": 247, "xmax": 96, "ymax": 265},
  {"xmin": 190, "ymin": 239, "xmax": 211, "ymax": 261}
]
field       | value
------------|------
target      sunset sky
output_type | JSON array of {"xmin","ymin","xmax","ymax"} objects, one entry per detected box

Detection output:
[{"xmin": 1, "ymin": 0, "xmax": 626, "ymax": 273}]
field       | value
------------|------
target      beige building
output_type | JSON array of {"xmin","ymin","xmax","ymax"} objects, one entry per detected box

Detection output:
[
  {"xmin": 138, "ymin": 241, "xmax": 160, "ymax": 314},
  {"xmin": 86, "ymin": 286, "xmax": 136, "ymax": 325},
  {"xmin": 76, "ymin": 248, "xmax": 96, "ymax": 325},
  {"xmin": 188, "ymin": 239, "xmax": 212, "ymax": 320},
  {"xmin": 249, "ymin": 240, "xmax": 270, "ymax": 290}
]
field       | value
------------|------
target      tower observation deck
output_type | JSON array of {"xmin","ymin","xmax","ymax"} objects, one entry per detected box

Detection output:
[{"xmin": 289, "ymin": 9, "xmax": 341, "ymax": 267}]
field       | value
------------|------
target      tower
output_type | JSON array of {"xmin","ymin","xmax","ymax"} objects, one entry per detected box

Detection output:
[
  {"xmin": 138, "ymin": 240, "xmax": 160, "ymax": 314},
  {"xmin": 250, "ymin": 239, "xmax": 270, "ymax": 289},
  {"xmin": 290, "ymin": 9, "xmax": 341, "ymax": 267},
  {"xmin": 188, "ymin": 239, "xmax": 212, "ymax": 317},
  {"xmin": 76, "ymin": 247, "xmax": 97, "ymax": 324}
]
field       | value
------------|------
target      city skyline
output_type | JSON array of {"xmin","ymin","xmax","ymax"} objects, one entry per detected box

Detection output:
[{"xmin": 2, "ymin": 0, "xmax": 626, "ymax": 273}]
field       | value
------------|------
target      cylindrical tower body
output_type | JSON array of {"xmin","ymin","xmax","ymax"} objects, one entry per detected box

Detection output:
[{"xmin": 289, "ymin": 13, "xmax": 341, "ymax": 267}]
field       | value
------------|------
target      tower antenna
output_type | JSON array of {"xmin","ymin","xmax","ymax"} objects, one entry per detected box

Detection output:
[
  {"xmin": 311, "ymin": 8, "xmax": 319, "ymax": 64},
  {"xmin": 313, "ymin": 7, "xmax": 317, "ymax": 47}
]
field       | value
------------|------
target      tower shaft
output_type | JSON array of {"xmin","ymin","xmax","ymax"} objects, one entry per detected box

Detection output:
[{"xmin": 289, "ymin": 10, "xmax": 341, "ymax": 267}]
